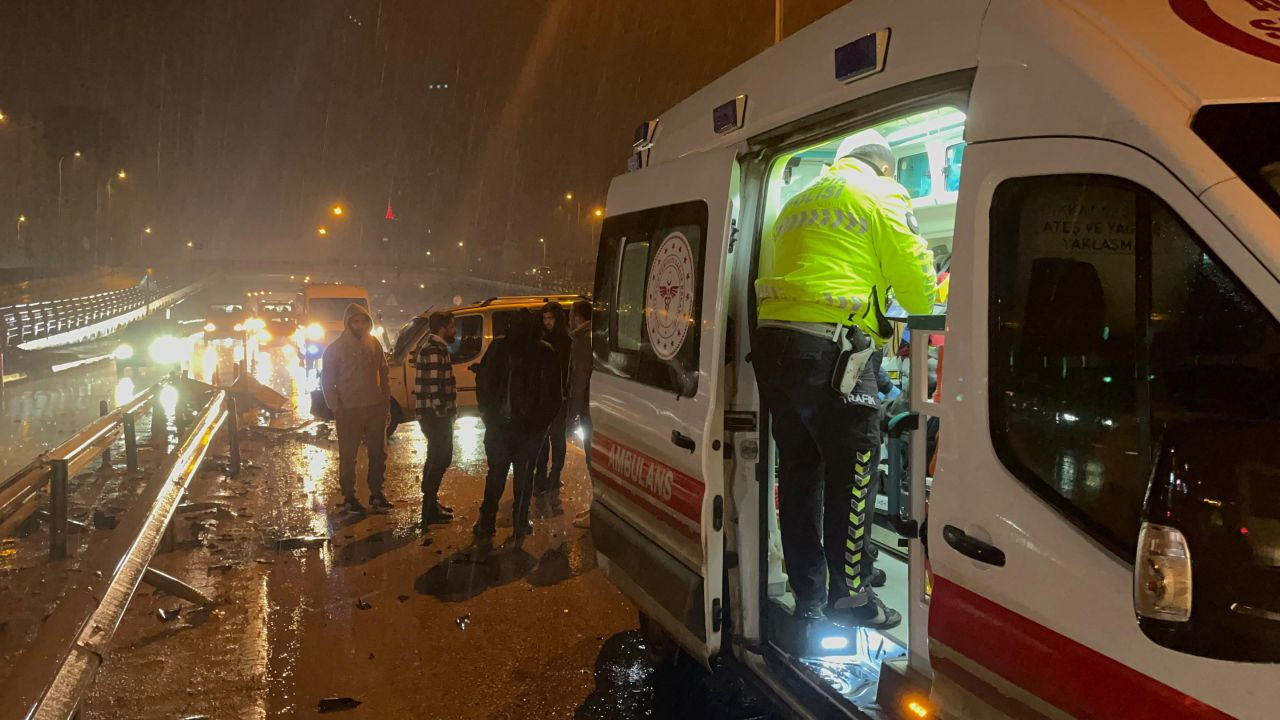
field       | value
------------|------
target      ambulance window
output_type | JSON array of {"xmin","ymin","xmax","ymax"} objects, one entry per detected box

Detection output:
[
  {"xmin": 943, "ymin": 143, "xmax": 964, "ymax": 192},
  {"xmin": 616, "ymin": 240, "xmax": 649, "ymax": 352},
  {"xmin": 1192, "ymin": 103, "xmax": 1280, "ymax": 219},
  {"xmin": 592, "ymin": 201, "xmax": 708, "ymax": 396},
  {"xmin": 990, "ymin": 175, "xmax": 1280, "ymax": 559},
  {"xmin": 896, "ymin": 152, "xmax": 932, "ymax": 198}
]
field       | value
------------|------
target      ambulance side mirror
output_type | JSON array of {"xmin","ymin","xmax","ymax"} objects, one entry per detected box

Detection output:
[{"xmin": 1134, "ymin": 422, "xmax": 1280, "ymax": 662}]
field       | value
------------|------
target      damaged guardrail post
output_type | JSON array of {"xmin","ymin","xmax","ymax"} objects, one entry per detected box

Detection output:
[
  {"xmin": 123, "ymin": 411, "xmax": 138, "ymax": 472},
  {"xmin": 150, "ymin": 389, "xmax": 166, "ymax": 449},
  {"xmin": 98, "ymin": 400, "xmax": 111, "ymax": 471},
  {"xmin": 226, "ymin": 395, "xmax": 241, "ymax": 478},
  {"xmin": 0, "ymin": 390, "xmax": 228, "ymax": 719},
  {"xmin": 49, "ymin": 459, "xmax": 69, "ymax": 561}
]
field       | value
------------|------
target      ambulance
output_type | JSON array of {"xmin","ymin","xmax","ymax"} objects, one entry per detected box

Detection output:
[{"xmin": 585, "ymin": 1, "xmax": 1280, "ymax": 718}]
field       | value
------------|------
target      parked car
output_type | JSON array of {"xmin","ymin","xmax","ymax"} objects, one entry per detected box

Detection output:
[
  {"xmin": 113, "ymin": 317, "xmax": 189, "ymax": 377},
  {"xmin": 254, "ymin": 300, "xmax": 298, "ymax": 347},
  {"xmin": 202, "ymin": 303, "xmax": 251, "ymax": 341},
  {"xmin": 385, "ymin": 294, "xmax": 587, "ymax": 432}
]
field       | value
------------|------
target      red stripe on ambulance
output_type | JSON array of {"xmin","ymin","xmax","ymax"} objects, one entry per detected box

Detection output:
[
  {"xmin": 930, "ymin": 577, "xmax": 1234, "ymax": 720},
  {"xmin": 590, "ymin": 433, "xmax": 703, "ymax": 533}
]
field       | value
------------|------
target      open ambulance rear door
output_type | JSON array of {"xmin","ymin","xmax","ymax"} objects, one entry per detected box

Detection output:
[
  {"xmin": 929, "ymin": 135, "xmax": 1280, "ymax": 719},
  {"xmin": 588, "ymin": 146, "xmax": 739, "ymax": 661}
]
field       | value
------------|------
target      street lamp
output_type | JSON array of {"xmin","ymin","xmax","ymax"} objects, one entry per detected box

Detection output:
[
  {"xmin": 96, "ymin": 168, "xmax": 128, "ymax": 264},
  {"xmin": 317, "ymin": 227, "xmax": 328, "ymax": 236},
  {"xmin": 564, "ymin": 192, "xmax": 573, "ymax": 201},
  {"xmin": 332, "ymin": 204, "xmax": 345, "ymax": 217},
  {"xmin": 144, "ymin": 226, "xmax": 152, "ymax": 234},
  {"xmin": 0, "ymin": 110, "xmax": 6, "ymax": 123},
  {"xmin": 539, "ymin": 236, "xmax": 546, "ymax": 266},
  {"xmin": 186, "ymin": 241, "xmax": 194, "ymax": 248},
  {"xmin": 58, "ymin": 151, "xmax": 83, "ymax": 215}
]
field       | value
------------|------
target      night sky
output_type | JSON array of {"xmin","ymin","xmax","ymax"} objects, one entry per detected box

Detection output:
[{"xmin": 0, "ymin": 0, "xmax": 845, "ymax": 275}]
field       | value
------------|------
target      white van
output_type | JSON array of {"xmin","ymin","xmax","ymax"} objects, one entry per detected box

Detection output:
[
  {"xmin": 299, "ymin": 282, "xmax": 372, "ymax": 368},
  {"xmin": 385, "ymin": 294, "xmax": 586, "ymax": 431},
  {"xmin": 587, "ymin": 2, "xmax": 1280, "ymax": 719}
]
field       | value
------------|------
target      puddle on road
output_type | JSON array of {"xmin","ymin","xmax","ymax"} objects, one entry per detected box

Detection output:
[{"xmin": 0, "ymin": 539, "xmax": 17, "ymax": 572}]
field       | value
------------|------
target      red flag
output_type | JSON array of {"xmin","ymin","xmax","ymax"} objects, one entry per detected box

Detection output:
[{"xmin": 385, "ymin": 199, "xmax": 396, "ymax": 220}]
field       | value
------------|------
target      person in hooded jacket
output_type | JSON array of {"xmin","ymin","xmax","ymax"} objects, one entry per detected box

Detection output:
[
  {"xmin": 532, "ymin": 301, "xmax": 572, "ymax": 517},
  {"xmin": 320, "ymin": 303, "xmax": 391, "ymax": 514},
  {"xmin": 473, "ymin": 309, "xmax": 563, "ymax": 549}
]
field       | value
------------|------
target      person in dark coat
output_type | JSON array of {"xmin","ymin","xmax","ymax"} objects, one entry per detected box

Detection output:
[
  {"xmin": 533, "ymin": 301, "xmax": 572, "ymax": 517},
  {"xmin": 566, "ymin": 300, "xmax": 594, "ymax": 529},
  {"xmin": 473, "ymin": 308, "xmax": 563, "ymax": 549}
]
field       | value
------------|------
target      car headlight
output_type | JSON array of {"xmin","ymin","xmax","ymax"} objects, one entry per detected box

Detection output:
[
  {"xmin": 114, "ymin": 344, "xmax": 135, "ymax": 360},
  {"xmin": 203, "ymin": 322, "xmax": 216, "ymax": 332},
  {"xmin": 149, "ymin": 336, "xmax": 184, "ymax": 365},
  {"xmin": 246, "ymin": 318, "xmax": 266, "ymax": 331},
  {"xmin": 306, "ymin": 323, "xmax": 325, "ymax": 341},
  {"xmin": 233, "ymin": 323, "xmax": 245, "ymax": 332},
  {"xmin": 307, "ymin": 344, "xmax": 320, "ymax": 355},
  {"xmin": 257, "ymin": 330, "xmax": 272, "ymax": 343}
]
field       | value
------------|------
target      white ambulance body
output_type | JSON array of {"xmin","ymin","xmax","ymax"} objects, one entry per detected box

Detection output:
[{"xmin": 587, "ymin": 1, "xmax": 1280, "ymax": 718}]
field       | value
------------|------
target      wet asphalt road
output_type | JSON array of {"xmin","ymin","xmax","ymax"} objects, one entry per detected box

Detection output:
[
  {"xmin": 3, "ymin": 276, "xmax": 776, "ymax": 720},
  {"xmin": 82, "ymin": 351, "xmax": 647, "ymax": 719}
]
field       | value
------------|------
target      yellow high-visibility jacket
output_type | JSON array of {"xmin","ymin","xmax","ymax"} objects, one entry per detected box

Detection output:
[{"xmin": 756, "ymin": 157, "xmax": 937, "ymax": 342}]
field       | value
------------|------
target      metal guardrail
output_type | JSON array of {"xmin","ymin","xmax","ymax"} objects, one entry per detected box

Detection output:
[
  {"xmin": 0, "ymin": 388, "xmax": 235, "ymax": 720},
  {"xmin": 0, "ymin": 274, "xmax": 187, "ymax": 349},
  {"xmin": 0, "ymin": 385, "xmax": 156, "ymax": 543}
]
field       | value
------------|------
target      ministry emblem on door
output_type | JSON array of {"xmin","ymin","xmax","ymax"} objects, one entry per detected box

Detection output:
[{"xmin": 645, "ymin": 231, "xmax": 696, "ymax": 361}]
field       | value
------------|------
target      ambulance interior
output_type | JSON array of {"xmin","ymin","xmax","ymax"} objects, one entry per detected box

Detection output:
[{"xmin": 753, "ymin": 106, "xmax": 963, "ymax": 710}]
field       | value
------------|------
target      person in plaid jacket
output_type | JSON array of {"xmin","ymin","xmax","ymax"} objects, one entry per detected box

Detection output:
[{"xmin": 415, "ymin": 311, "xmax": 457, "ymax": 533}]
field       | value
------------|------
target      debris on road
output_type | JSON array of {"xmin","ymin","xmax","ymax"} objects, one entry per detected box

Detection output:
[
  {"xmin": 456, "ymin": 613, "xmax": 470, "ymax": 630},
  {"xmin": 92, "ymin": 509, "xmax": 119, "ymax": 530},
  {"xmin": 276, "ymin": 535, "xmax": 328, "ymax": 550},
  {"xmin": 355, "ymin": 599, "xmax": 372, "ymax": 610},
  {"xmin": 179, "ymin": 500, "xmax": 233, "ymax": 515},
  {"xmin": 317, "ymin": 696, "xmax": 362, "ymax": 713},
  {"xmin": 397, "ymin": 595, "xmax": 409, "ymax": 603},
  {"xmin": 157, "ymin": 607, "xmax": 181, "ymax": 622}
]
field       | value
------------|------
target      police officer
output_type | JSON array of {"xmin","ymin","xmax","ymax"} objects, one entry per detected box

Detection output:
[{"xmin": 753, "ymin": 129, "xmax": 937, "ymax": 629}]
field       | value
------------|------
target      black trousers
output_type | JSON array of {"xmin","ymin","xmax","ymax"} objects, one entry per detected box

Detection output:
[
  {"xmin": 419, "ymin": 415, "xmax": 454, "ymax": 511},
  {"xmin": 753, "ymin": 326, "xmax": 883, "ymax": 611},
  {"xmin": 478, "ymin": 422, "xmax": 545, "ymax": 536},
  {"xmin": 534, "ymin": 407, "xmax": 568, "ymax": 494}
]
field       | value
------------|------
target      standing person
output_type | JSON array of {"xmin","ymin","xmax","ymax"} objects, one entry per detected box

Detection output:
[
  {"xmin": 533, "ymin": 302, "xmax": 572, "ymax": 517},
  {"xmin": 415, "ymin": 311, "xmax": 458, "ymax": 532},
  {"xmin": 473, "ymin": 309, "xmax": 562, "ymax": 550},
  {"xmin": 320, "ymin": 303, "xmax": 392, "ymax": 514},
  {"xmin": 566, "ymin": 299, "xmax": 594, "ymax": 529},
  {"xmin": 752, "ymin": 129, "xmax": 937, "ymax": 629}
]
